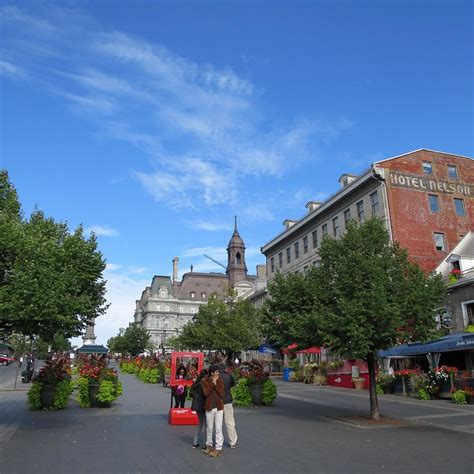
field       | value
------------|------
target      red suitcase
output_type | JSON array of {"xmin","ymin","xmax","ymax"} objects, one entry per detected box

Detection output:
[{"xmin": 168, "ymin": 408, "xmax": 199, "ymax": 425}]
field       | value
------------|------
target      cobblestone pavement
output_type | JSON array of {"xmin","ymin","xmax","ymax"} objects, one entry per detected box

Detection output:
[{"xmin": 1, "ymin": 367, "xmax": 473, "ymax": 474}]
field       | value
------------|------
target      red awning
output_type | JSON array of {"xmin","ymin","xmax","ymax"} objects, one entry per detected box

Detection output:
[
  {"xmin": 297, "ymin": 346, "xmax": 321, "ymax": 354},
  {"xmin": 281, "ymin": 343, "xmax": 299, "ymax": 354}
]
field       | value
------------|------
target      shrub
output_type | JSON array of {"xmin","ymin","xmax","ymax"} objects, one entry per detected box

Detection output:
[
  {"xmin": 452, "ymin": 390, "xmax": 467, "ymax": 405},
  {"xmin": 231, "ymin": 378, "xmax": 252, "ymax": 406},
  {"xmin": 27, "ymin": 382, "xmax": 42, "ymax": 410},
  {"xmin": 262, "ymin": 379, "xmax": 277, "ymax": 406},
  {"xmin": 376, "ymin": 384, "xmax": 384, "ymax": 395},
  {"xmin": 417, "ymin": 388, "xmax": 430, "ymax": 400},
  {"xmin": 77, "ymin": 376, "xmax": 91, "ymax": 408},
  {"xmin": 52, "ymin": 380, "xmax": 73, "ymax": 410},
  {"xmin": 96, "ymin": 380, "xmax": 123, "ymax": 404}
]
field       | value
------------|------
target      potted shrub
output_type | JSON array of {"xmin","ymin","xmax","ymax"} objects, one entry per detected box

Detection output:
[
  {"xmin": 376, "ymin": 373, "xmax": 395, "ymax": 394},
  {"xmin": 352, "ymin": 377, "xmax": 366, "ymax": 390},
  {"xmin": 437, "ymin": 366, "xmax": 458, "ymax": 399},
  {"xmin": 27, "ymin": 353, "xmax": 73, "ymax": 410},
  {"xmin": 393, "ymin": 369, "xmax": 416, "ymax": 396},
  {"xmin": 77, "ymin": 355, "xmax": 123, "ymax": 408},
  {"xmin": 240, "ymin": 360, "xmax": 269, "ymax": 405},
  {"xmin": 452, "ymin": 390, "xmax": 467, "ymax": 404}
]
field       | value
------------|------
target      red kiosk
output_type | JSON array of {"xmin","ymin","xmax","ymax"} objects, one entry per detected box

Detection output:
[{"xmin": 168, "ymin": 351, "xmax": 204, "ymax": 426}]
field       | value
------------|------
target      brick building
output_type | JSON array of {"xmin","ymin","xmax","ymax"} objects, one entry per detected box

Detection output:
[{"xmin": 261, "ymin": 149, "xmax": 473, "ymax": 280}]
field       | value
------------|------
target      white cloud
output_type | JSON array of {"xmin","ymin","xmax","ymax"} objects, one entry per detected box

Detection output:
[
  {"xmin": 86, "ymin": 225, "xmax": 119, "ymax": 237},
  {"xmin": 0, "ymin": 59, "xmax": 27, "ymax": 79},
  {"xmin": 188, "ymin": 220, "xmax": 232, "ymax": 232}
]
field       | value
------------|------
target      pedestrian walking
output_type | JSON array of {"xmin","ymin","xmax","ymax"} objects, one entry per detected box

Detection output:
[
  {"xmin": 173, "ymin": 366, "xmax": 187, "ymax": 408},
  {"xmin": 220, "ymin": 363, "xmax": 238, "ymax": 448},
  {"xmin": 201, "ymin": 364, "xmax": 225, "ymax": 458},
  {"xmin": 190, "ymin": 368, "xmax": 208, "ymax": 448},
  {"xmin": 19, "ymin": 356, "xmax": 23, "ymax": 368}
]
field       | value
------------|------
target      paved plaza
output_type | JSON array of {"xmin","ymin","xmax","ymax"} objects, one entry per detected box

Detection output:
[{"xmin": 1, "ymin": 363, "xmax": 473, "ymax": 474}]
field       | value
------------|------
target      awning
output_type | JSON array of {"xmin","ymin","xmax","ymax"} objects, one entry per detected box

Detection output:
[
  {"xmin": 77, "ymin": 344, "xmax": 109, "ymax": 354},
  {"xmin": 258, "ymin": 344, "xmax": 278, "ymax": 354},
  {"xmin": 297, "ymin": 346, "xmax": 321, "ymax": 354},
  {"xmin": 281, "ymin": 343, "xmax": 299, "ymax": 354},
  {"xmin": 378, "ymin": 332, "xmax": 474, "ymax": 358}
]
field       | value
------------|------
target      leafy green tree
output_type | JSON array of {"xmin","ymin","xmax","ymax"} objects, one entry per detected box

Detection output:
[
  {"xmin": 0, "ymin": 171, "xmax": 109, "ymax": 342},
  {"xmin": 262, "ymin": 217, "xmax": 445, "ymax": 419},
  {"xmin": 172, "ymin": 293, "xmax": 260, "ymax": 359},
  {"xmin": 109, "ymin": 323, "xmax": 151, "ymax": 357}
]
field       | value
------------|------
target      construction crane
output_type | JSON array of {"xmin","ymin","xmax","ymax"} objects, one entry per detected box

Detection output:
[{"xmin": 203, "ymin": 254, "xmax": 226, "ymax": 270}]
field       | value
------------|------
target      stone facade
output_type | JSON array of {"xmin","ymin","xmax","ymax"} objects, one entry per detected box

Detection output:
[{"xmin": 134, "ymin": 220, "xmax": 258, "ymax": 348}]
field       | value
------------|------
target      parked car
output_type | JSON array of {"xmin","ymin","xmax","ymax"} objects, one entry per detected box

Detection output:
[{"xmin": 0, "ymin": 354, "xmax": 14, "ymax": 366}]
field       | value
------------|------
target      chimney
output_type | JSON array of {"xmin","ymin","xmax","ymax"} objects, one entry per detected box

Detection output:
[
  {"xmin": 283, "ymin": 219, "xmax": 297, "ymax": 230},
  {"xmin": 172, "ymin": 257, "xmax": 179, "ymax": 283},
  {"xmin": 305, "ymin": 201, "xmax": 322, "ymax": 213},
  {"xmin": 256, "ymin": 264, "xmax": 266, "ymax": 280}
]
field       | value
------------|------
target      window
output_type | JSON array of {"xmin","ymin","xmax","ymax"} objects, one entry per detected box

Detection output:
[
  {"xmin": 190, "ymin": 307, "xmax": 196, "ymax": 314},
  {"xmin": 344, "ymin": 208, "xmax": 351, "ymax": 224},
  {"xmin": 159, "ymin": 289, "xmax": 167, "ymax": 298},
  {"xmin": 322, "ymin": 223, "xmax": 328, "ymax": 236},
  {"xmin": 190, "ymin": 291, "xmax": 195, "ymax": 299},
  {"xmin": 434, "ymin": 233, "xmax": 446, "ymax": 251},
  {"xmin": 179, "ymin": 306, "xmax": 184, "ymax": 313},
  {"xmin": 303, "ymin": 236, "xmax": 308, "ymax": 254},
  {"xmin": 303, "ymin": 266, "xmax": 308, "ymax": 274},
  {"xmin": 201, "ymin": 292, "xmax": 207, "ymax": 299},
  {"xmin": 286, "ymin": 247, "xmax": 291, "ymax": 264},
  {"xmin": 270, "ymin": 257, "xmax": 275, "ymax": 273},
  {"xmin": 294, "ymin": 242, "xmax": 300, "ymax": 259},
  {"xmin": 165, "ymin": 305, "xmax": 169, "ymax": 312},
  {"xmin": 423, "ymin": 161, "xmax": 433, "ymax": 174},
  {"xmin": 313, "ymin": 260, "xmax": 321, "ymax": 267},
  {"xmin": 356, "ymin": 201, "xmax": 365, "ymax": 221},
  {"xmin": 332, "ymin": 217, "xmax": 339, "ymax": 237},
  {"xmin": 370, "ymin": 191, "xmax": 379, "ymax": 215},
  {"xmin": 156, "ymin": 304, "xmax": 161, "ymax": 311},
  {"xmin": 278, "ymin": 252, "xmax": 283, "ymax": 268},
  {"xmin": 236, "ymin": 252, "xmax": 241, "ymax": 264},
  {"xmin": 312, "ymin": 230, "xmax": 318, "ymax": 249},
  {"xmin": 428, "ymin": 194, "xmax": 439, "ymax": 212},
  {"xmin": 454, "ymin": 198, "xmax": 465, "ymax": 216},
  {"xmin": 448, "ymin": 165, "xmax": 458, "ymax": 179}
]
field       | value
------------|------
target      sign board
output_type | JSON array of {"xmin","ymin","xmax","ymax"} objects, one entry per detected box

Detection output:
[
  {"xmin": 170, "ymin": 351, "xmax": 204, "ymax": 387},
  {"xmin": 351, "ymin": 365, "xmax": 360, "ymax": 378}
]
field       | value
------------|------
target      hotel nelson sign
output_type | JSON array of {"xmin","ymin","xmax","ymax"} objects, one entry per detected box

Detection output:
[{"xmin": 389, "ymin": 171, "xmax": 473, "ymax": 198}]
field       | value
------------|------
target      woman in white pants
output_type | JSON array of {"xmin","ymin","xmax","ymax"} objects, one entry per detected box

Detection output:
[{"xmin": 201, "ymin": 365, "xmax": 225, "ymax": 458}]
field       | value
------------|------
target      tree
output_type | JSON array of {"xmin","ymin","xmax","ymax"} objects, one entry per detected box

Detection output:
[
  {"xmin": 172, "ymin": 293, "xmax": 260, "ymax": 359},
  {"xmin": 0, "ymin": 171, "xmax": 109, "ymax": 341},
  {"xmin": 108, "ymin": 323, "xmax": 151, "ymax": 356},
  {"xmin": 262, "ymin": 217, "xmax": 445, "ymax": 419}
]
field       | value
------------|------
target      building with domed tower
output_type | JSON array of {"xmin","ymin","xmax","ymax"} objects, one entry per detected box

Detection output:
[{"xmin": 134, "ymin": 218, "xmax": 265, "ymax": 349}]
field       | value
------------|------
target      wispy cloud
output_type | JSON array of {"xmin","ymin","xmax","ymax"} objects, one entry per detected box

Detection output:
[
  {"xmin": 1, "ymin": 6, "xmax": 352, "ymax": 214},
  {"xmin": 86, "ymin": 225, "xmax": 119, "ymax": 237},
  {"xmin": 189, "ymin": 220, "xmax": 232, "ymax": 232},
  {"xmin": 0, "ymin": 59, "xmax": 27, "ymax": 79}
]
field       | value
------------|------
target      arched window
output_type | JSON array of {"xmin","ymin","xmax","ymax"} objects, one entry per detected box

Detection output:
[{"xmin": 236, "ymin": 252, "xmax": 241, "ymax": 264}]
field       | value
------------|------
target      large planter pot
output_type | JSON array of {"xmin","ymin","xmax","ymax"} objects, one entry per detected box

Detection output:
[
  {"xmin": 313, "ymin": 375, "xmax": 327, "ymax": 386},
  {"xmin": 40, "ymin": 384, "xmax": 57, "ymax": 409},
  {"xmin": 439, "ymin": 381, "xmax": 454, "ymax": 399},
  {"xmin": 352, "ymin": 377, "xmax": 366, "ymax": 390},
  {"xmin": 382, "ymin": 383, "xmax": 394, "ymax": 394},
  {"xmin": 88, "ymin": 383, "xmax": 111, "ymax": 408},
  {"xmin": 249, "ymin": 384, "xmax": 263, "ymax": 405}
]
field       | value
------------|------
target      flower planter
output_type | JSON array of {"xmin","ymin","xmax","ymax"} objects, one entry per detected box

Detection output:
[
  {"xmin": 313, "ymin": 375, "xmax": 327, "ymax": 386},
  {"xmin": 352, "ymin": 377, "xmax": 366, "ymax": 390},
  {"xmin": 40, "ymin": 384, "xmax": 57, "ymax": 409},
  {"xmin": 88, "ymin": 383, "xmax": 111, "ymax": 408},
  {"xmin": 249, "ymin": 384, "xmax": 263, "ymax": 405},
  {"xmin": 382, "ymin": 383, "xmax": 394, "ymax": 394}
]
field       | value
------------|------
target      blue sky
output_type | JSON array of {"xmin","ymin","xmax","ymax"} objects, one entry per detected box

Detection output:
[{"xmin": 1, "ymin": 1, "xmax": 472, "ymax": 345}]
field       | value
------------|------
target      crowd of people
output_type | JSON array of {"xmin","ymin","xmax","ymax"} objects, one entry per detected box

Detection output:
[{"xmin": 172, "ymin": 362, "xmax": 238, "ymax": 458}]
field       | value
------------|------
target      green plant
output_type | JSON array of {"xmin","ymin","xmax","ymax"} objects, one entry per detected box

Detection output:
[
  {"xmin": 27, "ymin": 382, "xmax": 43, "ymax": 410},
  {"xmin": 231, "ymin": 378, "xmax": 252, "ymax": 406},
  {"xmin": 96, "ymin": 380, "xmax": 123, "ymax": 404},
  {"xmin": 418, "ymin": 388, "xmax": 430, "ymax": 400},
  {"xmin": 376, "ymin": 384, "xmax": 384, "ymax": 395},
  {"xmin": 262, "ymin": 379, "xmax": 277, "ymax": 405},
  {"xmin": 34, "ymin": 353, "xmax": 71, "ymax": 385},
  {"xmin": 465, "ymin": 325, "xmax": 474, "ymax": 333},
  {"xmin": 452, "ymin": 390, "xmax": 467, "ymax": 404},
  {"xmin": 77, "ymin": 376, "xmax": 91, "ymax": 407},
  {"xmin": 52, "ymin": 380, "xmax": 73, "ymax": 410}
]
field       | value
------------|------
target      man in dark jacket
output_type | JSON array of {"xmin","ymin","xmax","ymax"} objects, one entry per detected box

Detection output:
[
  {"xmin": 191, "ymin": 369, "xmax": 208, "ymax": 448},
  {"xmin": 220, "ymin": 363, "xmax": 238, "ymax": 448},
  {"xmin": 201, "ymin": 365, "xmax": 225, "ymax": 457}
]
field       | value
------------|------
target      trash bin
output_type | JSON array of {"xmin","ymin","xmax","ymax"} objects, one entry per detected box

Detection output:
[{"xmin": 283, "ymin": 368, "xmax": 294, "ymax": 382}]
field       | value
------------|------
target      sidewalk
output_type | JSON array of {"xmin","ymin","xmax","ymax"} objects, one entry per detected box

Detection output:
[{"xmin": 0, "ymin": 370, "xmax": 473, "ymax": 473}]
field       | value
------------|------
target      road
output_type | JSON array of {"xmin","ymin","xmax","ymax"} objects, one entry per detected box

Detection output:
[{"xmin": 0, "ymin": 367, "xmax": 473, "ymax": 473}]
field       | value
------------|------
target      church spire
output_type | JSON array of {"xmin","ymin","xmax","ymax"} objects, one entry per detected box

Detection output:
[
  {"xmin": 234, "ymin": 215, "xmax": 238, "ymax": 233},
  {"xmin": 226, "ymin": 216, "xmax": 247, "ymax": 287}
]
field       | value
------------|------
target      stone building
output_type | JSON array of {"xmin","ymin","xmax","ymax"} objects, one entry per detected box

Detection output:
[
  {"xmin": 134, "ymin": 220, "xmax": 260, "ymax": 348},
  {"xmin": 261, "ymin": 149, "xmax": 473, "ymax": 281}
]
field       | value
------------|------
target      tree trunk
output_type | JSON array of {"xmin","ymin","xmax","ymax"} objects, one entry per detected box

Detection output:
[{"xmin": 367, "ymin": 352, "xmax": 380, "ymax": 420}]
